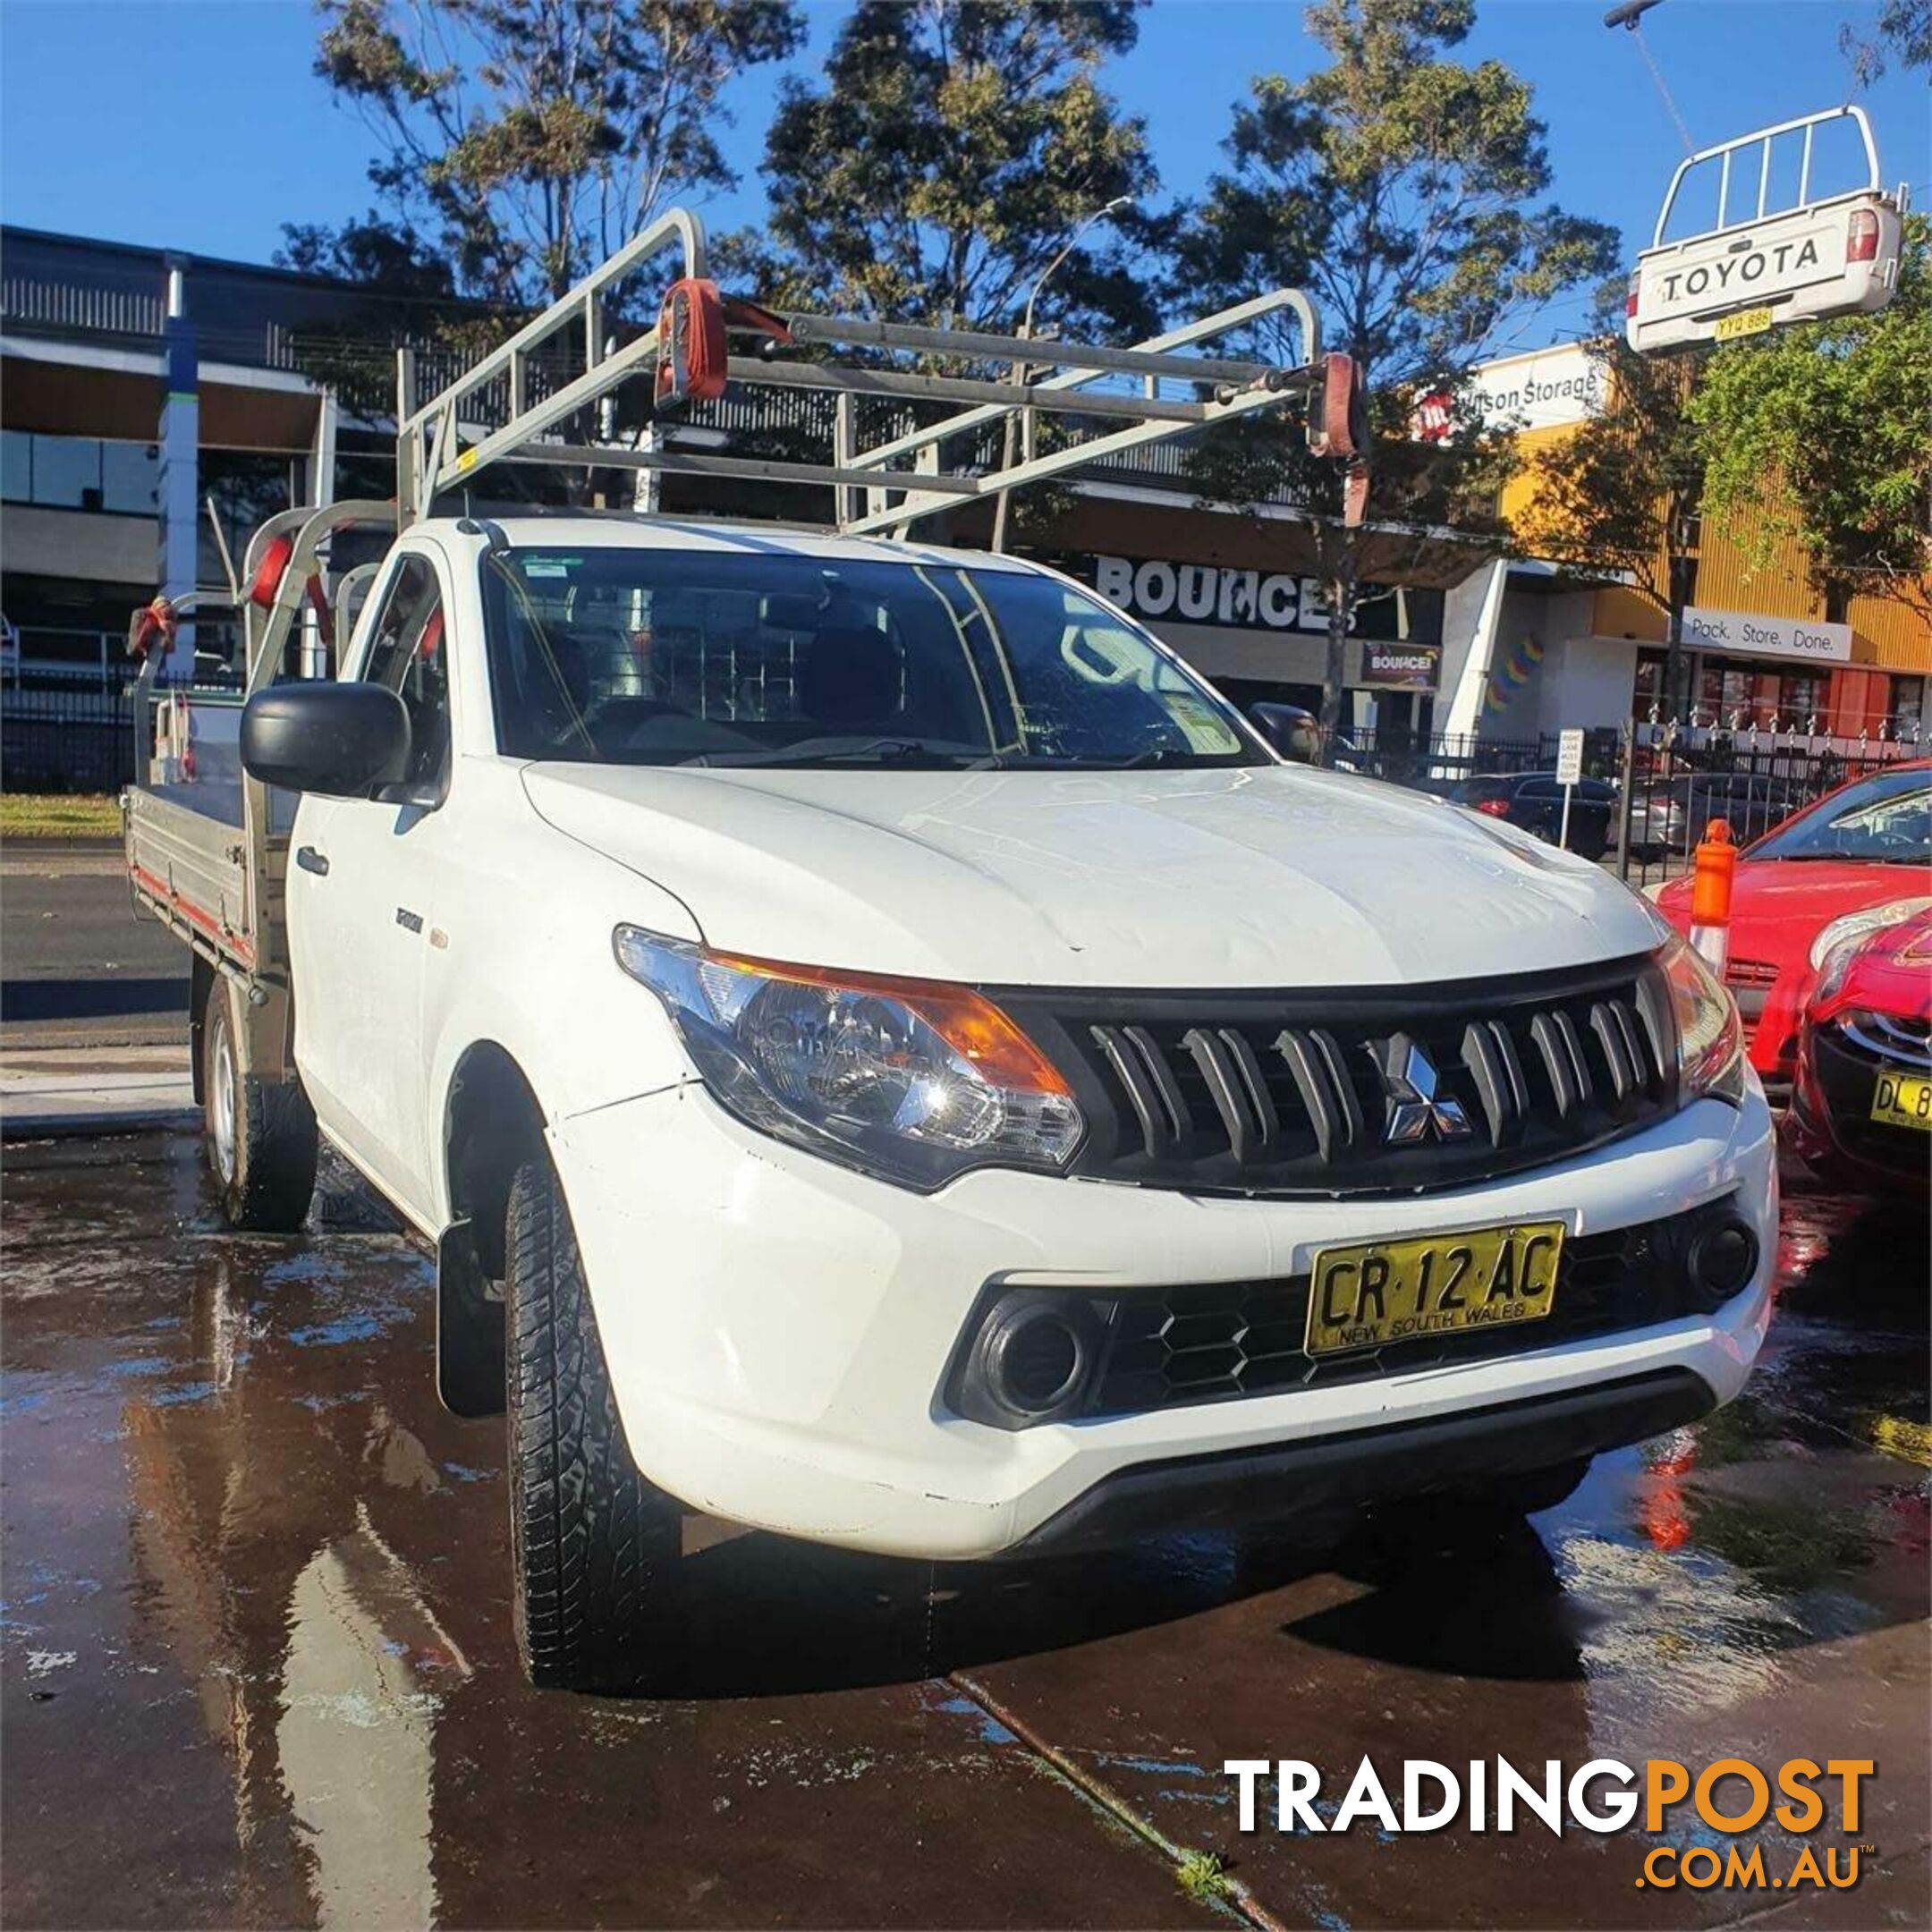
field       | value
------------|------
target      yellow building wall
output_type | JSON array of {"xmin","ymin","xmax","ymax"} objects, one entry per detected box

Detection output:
[
  {"xmin": 1589, "ymin": 585, "xmax": 1666, "ymax": 643},
  {"xmin": 1848, "ymin": 589, "xmax": 1932, "ymax": 672},
  {"xmin": 1691, "ymin": 521, "xmax": 1828, "ymax": 623},
  {"xmin": 1497, "ymin": 422, "xmax": 1582, "ymax": 529},
  {"xmin": 1506, "ymin": 419, "xmax": 1931, "ymax": 674}
]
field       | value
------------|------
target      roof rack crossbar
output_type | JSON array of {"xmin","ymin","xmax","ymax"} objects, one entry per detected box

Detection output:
[
  {"xmin": 492, "ymin": 444, "xmax": 984, "ymax": 496},
  {"xmin": 777, "ymin": 310, "xmax": 1290, "ymax": 388},
  {"xmin": 837, "ymin": 376, "xmax": 1308, "ymax": 538},
  {"xmin": 844, "ymin": 285, "xmax": 1320, "ymax": 476},
  {"xmin": 726, "ymin": 356, "xmax": 1217, "ymax": 424}
]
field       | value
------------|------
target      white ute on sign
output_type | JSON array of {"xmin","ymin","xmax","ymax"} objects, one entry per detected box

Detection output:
[
  {"xmin": 125, "ymin": 210, "xmax": 1777, "ymax": 1693},
  {"xmin": 1628, "ymin": 106, "xmax": 1905, "ymax": 353}
]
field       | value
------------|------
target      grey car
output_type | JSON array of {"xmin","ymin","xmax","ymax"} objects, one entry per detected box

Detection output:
[{"xmin": 1631, "ymin": 771, "xmax": 1808, "ymax": 857}]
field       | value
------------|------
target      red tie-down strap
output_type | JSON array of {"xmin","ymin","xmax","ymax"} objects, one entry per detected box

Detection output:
[
  {"xmin": 247, "ymin": 533, "xmax": 333, "ymax": 632},
  {"xmin": 654, "ymin": 282, "xmax": 794, "ymax": 405},
  {"xmin": 250, "ymin": 533, "xmax": 296, "ymax": 608},
  {"xmin": 129, "ymin": 597, "xmax": 178, "ymax": 662},
  {"xmin": 1309, "ymin": 352, "xmax": 1371, "ymax": 529},
  {"xmin": 1314, "ymin": 352, "xmax": 1368, "ymax": 460},
  {"xmin": 655, "ymin": 278, "xmax": 730, "ymax": 404},
  {"xmin": 1343, "ymin": 459, "xmax": 1369, "ymax": 530}
]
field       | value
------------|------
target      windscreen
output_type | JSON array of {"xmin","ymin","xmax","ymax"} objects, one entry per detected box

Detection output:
[
  {"xmin": 1750, "ymin": 768, "xmax": 1932, "ymax": 866},
  {"xmin": 479, "ymin": 546, "xmax": 1265, "ymax": 770}
]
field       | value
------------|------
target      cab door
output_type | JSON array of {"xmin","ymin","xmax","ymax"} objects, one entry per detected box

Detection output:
[{"xmin": 286, "ymin": 550, "xmax": 454, "ymax": 1224}]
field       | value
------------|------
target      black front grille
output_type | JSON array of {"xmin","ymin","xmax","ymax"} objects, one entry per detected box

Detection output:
[
  {"xmin": 1836, "ymin": 1010, "xmax": 1932, "ymax": 1069},
  {"xmin": 998, "ymin": 953, "xmax": 1677, "ymax": 1198},
  {"xmin": 1085, "ymin": 1211, "xmax": 1713, "ymax": 1419},
  {"xmin": 1813, "ymin": 1022, "xmax": 1932, "ymax": 1177}
]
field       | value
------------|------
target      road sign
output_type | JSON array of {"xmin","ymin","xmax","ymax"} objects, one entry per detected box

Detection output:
[{"xmin": 1556, "ymin": 728, "xmax": 1585, "ymax": 852}]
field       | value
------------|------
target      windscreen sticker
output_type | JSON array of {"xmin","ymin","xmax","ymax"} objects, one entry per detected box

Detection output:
[{"xmin": 1162, "ymin": 691, "xmax": 1236, "ymax": 752}]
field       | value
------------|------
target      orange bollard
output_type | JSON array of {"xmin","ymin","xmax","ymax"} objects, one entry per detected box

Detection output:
[{"xmin": 1689, "ymin": 818, "xmax": 1736, "ymax": 972}]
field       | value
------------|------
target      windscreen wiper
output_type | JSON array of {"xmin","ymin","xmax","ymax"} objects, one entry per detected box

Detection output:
[{"xmin": 683, "ymin": 737, "xmax": 988, "ymax": 768}]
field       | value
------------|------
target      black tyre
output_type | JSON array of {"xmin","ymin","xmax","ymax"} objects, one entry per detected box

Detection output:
[
  {"xmin": 202, "ymin": 977, "xmax": 318, "ymax": 1232},
  {"xmin": 506, "ymin": 1156, "xmax": 680, "ymax": 1691}
]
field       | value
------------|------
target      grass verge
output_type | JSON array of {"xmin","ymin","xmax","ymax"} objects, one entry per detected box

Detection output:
[{"xmin": 1, "ymin": 794, "xmax": 122, "ymax": 839}]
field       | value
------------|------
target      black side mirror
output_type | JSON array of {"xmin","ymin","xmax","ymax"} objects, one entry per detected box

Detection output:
[
  {"xmin": 1250, "ymin": 701, "xmax": 1323, "ymax": 765},
  {"xmin": 241, "ymin": 682, "xmax": 410, "ymax": 797}
]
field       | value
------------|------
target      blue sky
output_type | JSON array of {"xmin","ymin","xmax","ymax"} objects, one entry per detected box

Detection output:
[{"xmin": 3, "ymin": 0, "xmax": 1927, "ymax": 353}]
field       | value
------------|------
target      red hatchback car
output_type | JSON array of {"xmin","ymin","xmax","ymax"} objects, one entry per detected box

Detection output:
[
  {"xmin": 1656, "ymin": 761, "xmax": 1932, "ymax": 1099},
  {"xmin": 1786, "ymin": 909, "xmax": 1932, "ymax": 1197}
]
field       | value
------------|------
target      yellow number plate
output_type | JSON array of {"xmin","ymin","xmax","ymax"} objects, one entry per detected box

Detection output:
[
  {"xmin": 1870, "ymin": 1072, "xmax": 1932, "ymax": 1131},
  {"xmin": 1306, "ymin": 1222, "xmax": 1565, "ymax": 1357},
  {"xmin": 1715, "ymin": 307, "xmax": 1775, "ymax": 342}
]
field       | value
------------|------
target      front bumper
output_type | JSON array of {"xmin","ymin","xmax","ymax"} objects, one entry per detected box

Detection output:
[
  {"xmin": 1788, "ymin": 1022, "xmax": 1932, "ymax": 1196},
  {"xmin": 1742, "ymin": 968, "xmax": 1804, "ymax": 1095},
  {"xmin": 552, "ymin": 1080, "xmax": 1779, "ymax": 1560},
  {"xmin": 1013, "ymin": 1369, "xmax": 1716, "ymax": 1553}
]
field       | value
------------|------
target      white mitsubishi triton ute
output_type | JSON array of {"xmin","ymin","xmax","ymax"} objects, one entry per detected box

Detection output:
[{"xmin": 212, "ymin": 515, "xmax": 1776, "ymax": 1690}]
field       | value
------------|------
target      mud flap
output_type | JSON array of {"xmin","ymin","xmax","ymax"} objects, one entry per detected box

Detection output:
[{"xmin": 436, "ymin": 1219, "xmax": 506, "ymax": 1419}]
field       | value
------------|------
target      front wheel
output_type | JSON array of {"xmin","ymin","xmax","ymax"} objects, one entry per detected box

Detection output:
[
  {"xmin": 202, "ymin": 976, "xmax": 318, "ymax": 1232},
  {"xmin": 506, "ymin": 1155, "xmax": 681, "ymax": 1691}
]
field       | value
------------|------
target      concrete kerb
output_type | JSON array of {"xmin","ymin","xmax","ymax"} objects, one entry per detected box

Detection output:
[{"xmin": 0, "ymin": 1044, "xmax": 198, "ymax": 1141}]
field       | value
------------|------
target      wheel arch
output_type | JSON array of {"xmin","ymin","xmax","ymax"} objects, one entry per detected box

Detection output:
[
  {"xmin": 436, "ymin": 1038, "xmax": 547, "ymax": 1418},
  {"xmin": 443, "ymin": 1039, "xmax": 547, "ymax": 1279}
]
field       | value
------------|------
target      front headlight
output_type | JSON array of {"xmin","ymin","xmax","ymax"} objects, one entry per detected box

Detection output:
[
  {"xmin": 614, "ymin": 926, "xmax": 1084, "ymax": 1188},
  {"xmin": 1658, "ymin": 933, "xmax": 1747, "ymax": 1106},
  {"xmin": 1807, "ymin": 896, "xmax": 1932, "ymax": 975}
]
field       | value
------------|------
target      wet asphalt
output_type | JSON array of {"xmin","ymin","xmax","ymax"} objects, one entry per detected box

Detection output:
[{"xmin": 2, "ymin": 1131, "xmax": 1927, "ymax": 1930}]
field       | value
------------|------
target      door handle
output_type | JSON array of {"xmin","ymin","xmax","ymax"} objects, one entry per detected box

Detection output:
[{"xmin": 296, "ymin": 845, "xmax": 330, "ymax": 877}]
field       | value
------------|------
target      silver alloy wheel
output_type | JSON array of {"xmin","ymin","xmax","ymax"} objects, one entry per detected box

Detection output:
[{"xmin": 211, "ymin": 1007, "xmax": 238, "ymax": 1186}]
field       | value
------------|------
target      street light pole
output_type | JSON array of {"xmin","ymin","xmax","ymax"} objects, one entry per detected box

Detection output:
[
  {"xmin": 1604, "ymin": 0, "xmax": 1695, "ymax": 720},
  {"xmin": 989, "ymin": 196, "xmax": 1134, "ymax": 554}
]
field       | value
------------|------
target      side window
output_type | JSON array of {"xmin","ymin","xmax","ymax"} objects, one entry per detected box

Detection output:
[{"xmin": 359, "ymin": 555, "xmax": 450, "ymax": 790}]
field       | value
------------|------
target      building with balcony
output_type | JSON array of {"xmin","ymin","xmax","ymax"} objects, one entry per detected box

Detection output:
[{"xmin": 0, "ymin": 226, "xmax": 399, "ymax": 682}]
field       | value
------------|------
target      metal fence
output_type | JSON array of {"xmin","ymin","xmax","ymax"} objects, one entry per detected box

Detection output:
[
  {"xmin": 1324, "ymin": 717, "xmax": 1925, "ymax": 886},
  {"xmin": 1609, "ymin": 721, "xmax": 1925, "ymax": 889},
  {"xmin": 1, "ymin": 677, "xmax": 139, "ymax": 792},
  {"xmin": 2, "ymin": 670, "xmax": 242, "ymax": 794}
]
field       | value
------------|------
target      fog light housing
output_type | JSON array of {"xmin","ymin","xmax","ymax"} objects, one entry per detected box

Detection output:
[
  {"xmin": 951, "ymin": 1290, "xmax": 1110, "ymax": 1430},
  {"xmin": 1681, "ymin": 1210, "xmax": 1760, "ymax": 1311}
]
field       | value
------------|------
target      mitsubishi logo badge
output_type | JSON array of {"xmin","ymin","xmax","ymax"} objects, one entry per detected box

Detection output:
[{"xmin": 1377, "ymin": 1034, "xmax": 1472, "ymax": 1144}]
